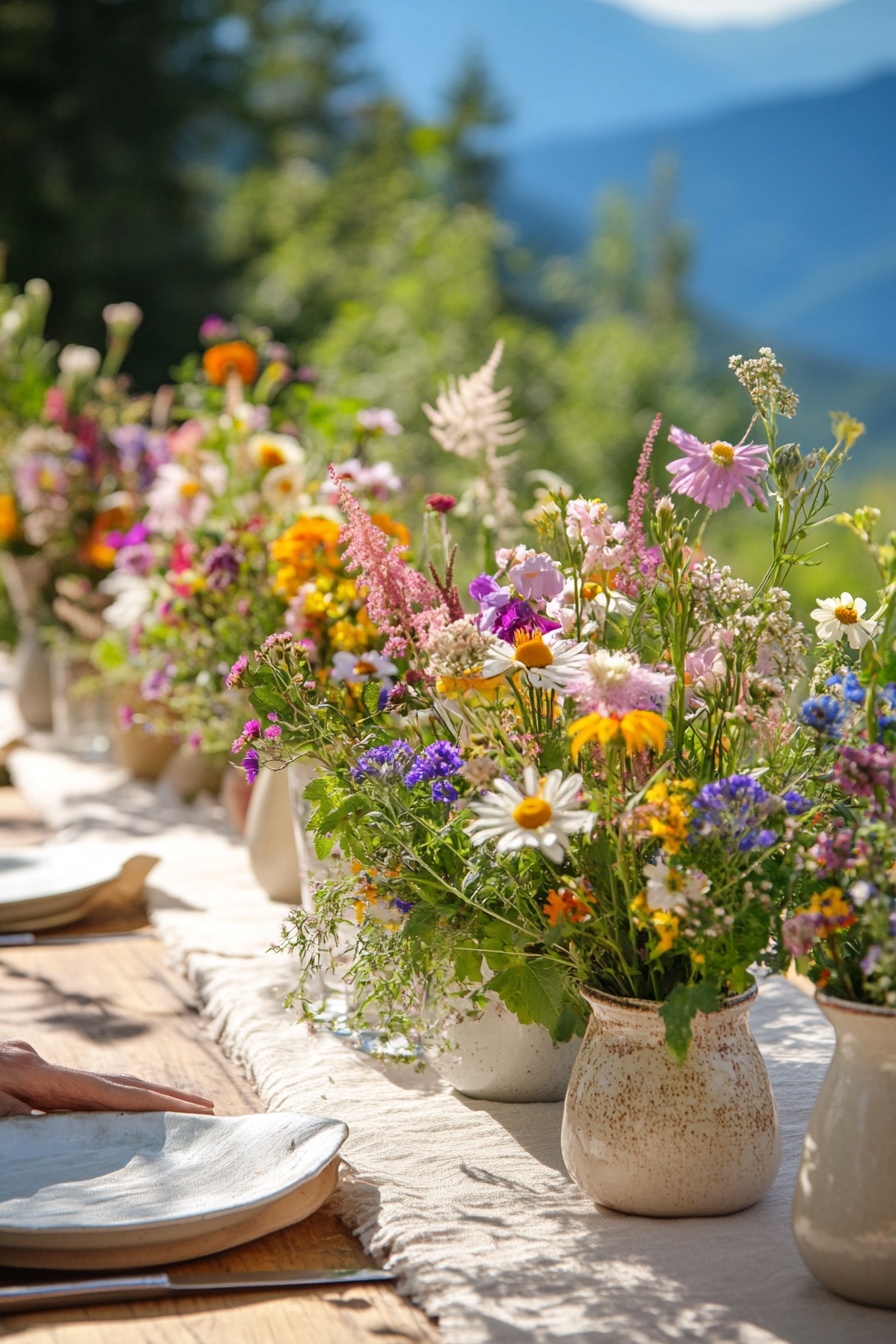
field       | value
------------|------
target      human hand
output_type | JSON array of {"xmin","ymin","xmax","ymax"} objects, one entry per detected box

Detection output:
[{"xmin": 0, "ymin": 1040, "xmax": 215, "ymax": 1116}]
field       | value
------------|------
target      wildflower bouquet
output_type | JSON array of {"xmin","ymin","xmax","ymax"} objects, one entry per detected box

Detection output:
[
  {"xmin": 235, "ymin": 347, "xmax": 864, "ymax": 1059},
  {"xmin": 96, "ymin": 317, "xmax": 408, "ymax": 754},
  {"xmin": 780, "ymin": 510, "xmax": 896, "ymax": 1008},
  {"xmin": 0, "ymin": 288, "xmax": 149, "ymax": 622}
]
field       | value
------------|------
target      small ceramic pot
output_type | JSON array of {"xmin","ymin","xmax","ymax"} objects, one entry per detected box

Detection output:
[
  {"xmin": 792, "ymin": 993, "xmax": 896, "ymax": 1308},
  {"xmin": 561, "ymin": 984, "xmax": 780, "ymax": 1216},
  {"xmin": 244, "ymin": 766, "xmax": 301, "ymax": 902},
  {"xmin": 109, "ymin": 690, "xmax": 179, "ymax": 781},
  {"xmin": 434, "ymin": 994, "xmax": 581, "ymax": 1102}
]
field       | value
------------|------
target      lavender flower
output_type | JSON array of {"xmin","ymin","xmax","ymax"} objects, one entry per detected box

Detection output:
[
  {"xmin": 351, "ymin": 740, "xmax": 414, "ymax": 783},
  {"xmin": 405, "ymin": 742, "xmax": 464, "ymax": 789},
  {"xmin": 242, "ymin": 748, "xmax": 260, "ymax": 784},
  {"xmin": 834, "ymin": 743, "xmax": 896, "ymax": 812},
  {"xmin": 689, "ymin": 775, "xmax": 779, "ymax": 852},
  {"xmin": 431, "ymin": 780, "xmax": 459, "ymax": 805},
  {"xmin": 782, "ymin": 789, "xmax": 812, "ymax": 816}
]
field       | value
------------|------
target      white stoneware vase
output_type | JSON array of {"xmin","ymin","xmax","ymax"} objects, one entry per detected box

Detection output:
[
  {"xmin": 561, "ymin": 984, "xmax": 780, "ymax": 1216},
  {"xmin": 792, "ymin": 993, "xmax": 896, "ymax": 1308},
  {"xmin": 434, "ymin": 994, "xmax": 581, "ymax": 1102},
  {"xmin": 244, "ymin": 766, "xmax": 302, "ymax": 904}
]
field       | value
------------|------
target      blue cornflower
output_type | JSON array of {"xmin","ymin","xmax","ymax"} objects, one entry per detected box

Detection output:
[
  {"xmin": 431, "ymin": 780, "xmax": 459, "ymax": 805},
  {"xmin": 391, "ymin": 896, "xmax": 414, "ymax": 914},
  {"xmin": 782, "ymin": 789, "xmax": 812, "ymax": 816},
  {"xmin": 404, "ymin": 741, "xmax": 464, "ymax": 788},
  {"xmin": 242, "ymin": 748, "xmax": 260, "ymax": 785},
  {"xmin": 351, "ymin": 740, "xmax": 414, "ymax": 783},
  {"xmin": 799, "ymin": 694, "xmax": 847, "ymax": 738},
  {"xmin": 826, "ymin": 670, "xmax": 865, "ymax": 704},
  {"xmin": 690, "ymin": 775, "xmax": 778, "ymax": 852}
]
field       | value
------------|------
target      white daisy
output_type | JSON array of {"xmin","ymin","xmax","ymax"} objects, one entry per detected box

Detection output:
[
  {"xmin": 247, "ymin": 431, "xmax": 304, "ymax": 471},
  {"xmin": 810, "ymin": 592, "xmax": 880, "ymax": 650},
  {"xmin": 643, "ymin": 856, "xmax": 710, "ymax": 913},
  {"xmin": 261, "ymin": 462, "xmax": 312, "ymax": 513},
  {"xmin": 467, "ymin": 765, "xmax": 593, "ymax": 863},
  {"xmin": 331, "ymin": 650, "xmax": 397, "ymax": 688},
  {"xmin": 480, "ymin": 629, "xmax": 590, "ymax": 692}
]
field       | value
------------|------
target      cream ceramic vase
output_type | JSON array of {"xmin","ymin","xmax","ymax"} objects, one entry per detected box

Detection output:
[
  {"xmin": 0, "ymin": 551, "xmax": 53, "ymax": 730},
  {"xmin": 244, "ymin": 766, "xmax": 302, "ymax": 904},
  {"xmin": 561, "ymin": 984, "xmax": 780, "ymax": 1216},
  {"xmin": 434, "ymin": 994, "xmax": 581, "ymax": 1102},
  {"xmin": 792, "ymin": 993, "xmax": 896, "ymax": 1308}
]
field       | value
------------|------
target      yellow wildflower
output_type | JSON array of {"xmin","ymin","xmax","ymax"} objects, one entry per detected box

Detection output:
[
  {"xmin": 0, "ymin": 494, "xmax": 18, "ymax": 543},
  {"xmin": 568, "ymin": 710, "xmax": 668, "ymax": 760}
]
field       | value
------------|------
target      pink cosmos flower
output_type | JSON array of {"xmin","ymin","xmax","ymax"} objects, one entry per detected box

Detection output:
[{"xmin": 666, "ymin": 427, "xmax": 769, "ymax": 511}]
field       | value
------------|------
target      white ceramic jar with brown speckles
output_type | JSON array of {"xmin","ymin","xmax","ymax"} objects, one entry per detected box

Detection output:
[
  {"xmin": 792, "ymin": 993, "xmax": 896, "ymax": 1308},
  {"xmin": 561, "ymin": 984, "xmax": 780, "ymax": 1216},
  {"xmin": 434, "ymin": 995, "xmax": 581, "ymax": 1102}
]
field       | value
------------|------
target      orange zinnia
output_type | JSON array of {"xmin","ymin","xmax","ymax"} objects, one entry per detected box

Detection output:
[
  {"xmin": 202, "ymin": 341, "xmax": 259, "ymax": 387},
  {"xmin": 0, "ymin": 494, "xmax": 19, "ymax": 543}
]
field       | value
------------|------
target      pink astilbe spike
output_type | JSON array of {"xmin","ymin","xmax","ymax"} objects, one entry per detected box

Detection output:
[
  {"xmin": 617, "ymin": 412, "xmax": 662, "ymax": 596},
  {"xmin": 333, "ymin": 468, "xmax": 446, "ymax": 658}
]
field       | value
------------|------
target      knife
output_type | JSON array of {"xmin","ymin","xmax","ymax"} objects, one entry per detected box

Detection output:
[{"xmin": 0, "ymin": 1267, "xmax": 395, "ymax": 1313}]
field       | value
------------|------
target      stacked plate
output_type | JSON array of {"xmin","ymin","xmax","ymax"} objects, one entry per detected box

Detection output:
[
  {"xmin": 0, "ymin": 1111, "xmax": 348, "ymax": 1269},
  {"xmin": 0, "ymin": 847, "xmax": 127, "ymax": 933}
]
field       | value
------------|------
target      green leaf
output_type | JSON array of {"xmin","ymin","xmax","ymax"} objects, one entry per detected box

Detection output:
[
  {"xmin": 487, "ymin": 956, "xmax": 567, "ymax": 1032},
  {"xmin": 453, "ymin": 948, "xmax": 484, "ymax": 983},
  {"xmin": 249, "ymin": 686, "xmax": 285, "ymax": 715},
  {"xmin": 313, "ymin": 832, "xmax": 335, "ymax": 860},
  {"xmin": 361, "ymin": 681, "xmax": 383, "ymax": 715},
  {"xmin": 658, "ymin": 981, "xmax": 721, "ymax": 1064}
]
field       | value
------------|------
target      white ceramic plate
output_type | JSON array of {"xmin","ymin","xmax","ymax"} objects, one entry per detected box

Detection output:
[
  {"xmin": 0, "ymin": 846, "xmax": 126, "ymax": 931},
  {"xmin": 0, "ymin": 1111, "xmax": 348, "ymax": 1269}
]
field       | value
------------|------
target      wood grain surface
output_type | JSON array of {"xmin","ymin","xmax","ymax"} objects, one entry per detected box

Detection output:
[{"xmin": 0, "ymin": 923, "xmax": 438, "ymax": 1341}]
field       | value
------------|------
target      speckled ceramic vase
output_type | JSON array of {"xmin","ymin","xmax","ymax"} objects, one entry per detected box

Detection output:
[
  {"xmin": 561, "ymin": 984, "xmax": 780, "ymax": 1216},
  {"xmin": 792, "ymin": 993, "xmax": 896, "ymax": 1308},
  {"xmin": 434, "ymin": 995, "xmax": 581, "ymax": 1102}
]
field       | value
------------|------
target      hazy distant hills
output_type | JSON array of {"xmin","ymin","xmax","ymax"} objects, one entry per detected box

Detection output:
[
  {"xmin": 354, "ymin": 0, "xmax": 896, "ymax": 144},
  {"xmin": 498, "ymin": 72, "xmax": 896, "ymax": 369}
]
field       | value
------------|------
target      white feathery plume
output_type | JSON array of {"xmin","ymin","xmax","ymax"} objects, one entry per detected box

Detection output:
[{"xmin": 423, "ymin": 341, "xmax": 524, "ymax": 541}]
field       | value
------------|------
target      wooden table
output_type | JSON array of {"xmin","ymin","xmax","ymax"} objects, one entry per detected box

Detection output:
[{"xmin": 0, "ymin": 926, "xmax": 438, "ymax": 1342}]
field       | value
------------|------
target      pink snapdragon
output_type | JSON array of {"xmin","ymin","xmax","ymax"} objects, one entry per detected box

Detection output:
[
  {"xmin": 565, "ymin": 499, "xmax": 627, "ymax": 574},
  {"xmin": 508, "ymin": 551, "xmax": 565, "ymax": 603}
]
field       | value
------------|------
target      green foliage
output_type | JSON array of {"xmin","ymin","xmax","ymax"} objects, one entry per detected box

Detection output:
[{"xmin": 658, "ymin": 980, "xmax": 723, "ymax": 1064}]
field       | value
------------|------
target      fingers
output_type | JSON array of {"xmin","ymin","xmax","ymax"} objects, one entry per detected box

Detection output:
[
  {"xmin": 0, "ymin": 1089, "xmax": 35, "ymax": 1116},
  {"xmin": 100, "ymin": 1074, "xmax": 215, "ymax": 1107}
]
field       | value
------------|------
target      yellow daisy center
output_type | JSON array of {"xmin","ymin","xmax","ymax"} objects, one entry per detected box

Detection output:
[
  {"xmin": 277, "ymin": 477, "xmax": 294, "ymax": 494},
  {"xmin": 513, "ymin": 796, "xmax": 553, "ymax": 829},
  {"xmin": 354, "ymin": 659, "xmax": 377, "ymax": 676},
  {"xmin": 514, "ymin": 632, "xmax": 554, "ymax": 669},
  {"xmin": 709, "ymin": 441, "xmax": 734, "ymax": 466},
  {"xmin": 179, "ymin": 480, "xmax": 200, "ymax": 499},
  {"xmin": 833, "ymin": 604, "xmax": 859, "ymax": 625},
  {"xmin": 259, "ymin": 444, "xmax": 287, "ymax": 468}
]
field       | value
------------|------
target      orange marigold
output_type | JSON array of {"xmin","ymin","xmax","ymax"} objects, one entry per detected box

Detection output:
[
  {"xmin": 0, "ymin": 493, "xmax": 19, "ymax": 543},
  {"xmin": 271, "ymin": 516, "xmax": 343, "ymax": 597},
  {"xmin": 202, "ymin": 340, "xmax": 259, "ymax": 387}
]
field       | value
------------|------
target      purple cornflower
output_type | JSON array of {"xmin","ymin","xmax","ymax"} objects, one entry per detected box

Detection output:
[
  {"xmin": 405, "ymin": 742, "xmax": 464, "ymax": 788},
  {"xmin": 431, "ymin": 780, "xmax": 459, "ymax": 805},
  {"xmin": 689, "ymin": 775, "xmax": 779, "ymax": 852},
  {"xmin": 351, "ymin": 740, "xmax": 414, "ymax": 783},
  {"xmin": 391, "ymin": 896, "xmax": 414, "ymax": 914},
  {"xmin": 833, "ymin": 743, "xmax": 896, "ymax": 812},
  {"xmin": 227, "ymin": 655, "xmax": 248, "ymax": 688},
  {"xmin": 798, "ymin": 695, "xmax": 848, "ymax": 738},
  {"xmin": 667, "ymin": 427, "xmax": 769, "ymax": 512},
  {"xmin": 242, "ymin": 748, "xmax": 260, "ymax": 784},
  {"xmin": 202, "ymin": 542, "xmax": 243, "ymax": 592}
]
